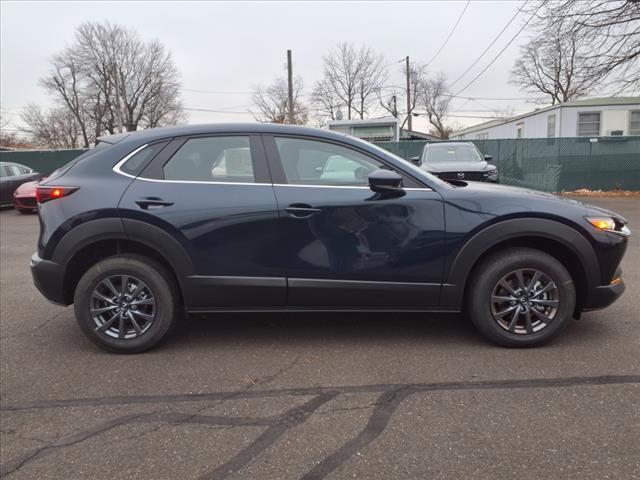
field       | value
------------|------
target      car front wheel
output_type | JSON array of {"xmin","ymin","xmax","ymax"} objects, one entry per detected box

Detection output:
[
  {"xmin": 74, "ymin": 254, "xmax": 180, "ymax": 353},
  {"xmin": 467, "ymin": 247, "xmax": 576, "ymax": 347}
]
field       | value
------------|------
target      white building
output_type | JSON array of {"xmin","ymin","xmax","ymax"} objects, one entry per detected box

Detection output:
[
  {"xmin": 327, "ymin": 118, "xmax": 437, "ymax": 142},
  {"xmin": 451, "ymin": 97, "xmax": 640, "ymax": 140}
]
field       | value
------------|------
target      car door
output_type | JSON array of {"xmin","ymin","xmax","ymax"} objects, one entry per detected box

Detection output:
[
  {"xmin": 264, "ymin": 135, "xmax": 445, "ymax": 308},
  {"xmin": 0, "ymin": 164, "xmax": 18, "ymax": 205},
  {"xmin": 118, "ymin": 134, "xmax": 285, "ymax": 309}
]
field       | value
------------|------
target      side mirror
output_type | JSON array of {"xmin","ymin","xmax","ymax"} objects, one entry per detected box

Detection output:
[
  {"xmin": 368, "ymin": 169, "xmax": 404, "ymax": 196},
  {"xmin": 410, "ymin": 156, "xmax": 421, "ymax": 165},
  {"xmin": 484, "ymin": 154, "xmax": 493, "ymax": 162}
]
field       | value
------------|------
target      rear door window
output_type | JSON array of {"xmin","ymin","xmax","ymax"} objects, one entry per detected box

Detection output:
[{"xmin": 162, "ymin": 136, "xmax": 256, "ymax": 183}]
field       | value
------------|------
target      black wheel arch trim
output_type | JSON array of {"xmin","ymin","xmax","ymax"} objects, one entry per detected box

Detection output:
[
  {"xmin": 50, "ymin": 217, "xmax": 193, "ymax": 303},
  {"xmin": 441, "ymin": 217, "xmax": 601, "ymax": 308}
]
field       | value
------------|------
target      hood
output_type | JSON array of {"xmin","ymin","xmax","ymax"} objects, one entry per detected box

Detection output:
[{"xmin": 421, "ymin": 160, "xmax": 493, "ymax": 173}]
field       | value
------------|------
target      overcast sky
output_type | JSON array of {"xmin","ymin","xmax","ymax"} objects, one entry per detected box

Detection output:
[{"xmin": 1, "ymin": 0, "xmax": 541, "ymax": 134}]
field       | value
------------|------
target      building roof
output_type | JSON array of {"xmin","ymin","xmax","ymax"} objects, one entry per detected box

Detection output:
[{"xmin": 452, "ymin": 96, "xmax": 640, "ymax": 137}]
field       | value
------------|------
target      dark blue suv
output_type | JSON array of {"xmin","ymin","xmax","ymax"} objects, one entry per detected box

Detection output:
[{"xmin": 31, "ymin": 124, "xmax": 629, "ymax": 352}]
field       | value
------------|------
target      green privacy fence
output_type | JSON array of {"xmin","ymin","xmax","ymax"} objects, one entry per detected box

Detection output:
[
  {"xmin": 377, "ymin": 136, "xmax": 640, "ymax": 191},
  {"xmin": 1, "ymin": 136, "xmax": 639, "ymax": 191},
  {"xmin": 0, "ymin": 149, "xmax": 87, "ymax": 176}
]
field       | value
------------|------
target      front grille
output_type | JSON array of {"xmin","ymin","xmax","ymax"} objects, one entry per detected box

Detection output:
[{"xmin": 439, "ymin": 171, "xmax": 486, "ymax": 181}]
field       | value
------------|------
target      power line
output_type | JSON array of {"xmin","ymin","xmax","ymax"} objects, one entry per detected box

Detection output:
[
  {"xmin": 182, "ymin": 88, "xmax": 253, "ymax": 95},
  {"xmin": 424, "ymin": 0, "xmax": 471, "ymax": 68},
  {"xmin": 453, "ymin": 2, "xmax": 544, "ymax": 97},
  {"xmin": 449, "ymin": 0, "xmax": 529, "ymax": 89}
]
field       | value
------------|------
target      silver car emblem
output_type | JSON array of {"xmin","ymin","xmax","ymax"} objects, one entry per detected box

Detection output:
[{"xmin": 457, "ymin": 172, "xmax": 465, "ymax": 179}]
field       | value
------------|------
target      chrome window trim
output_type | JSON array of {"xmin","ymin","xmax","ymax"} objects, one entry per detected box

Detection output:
[
  {"xmin": 113, "ymin": 145, "xmax": 432, "ymax": 191},
  {"xmin": 112, "ymin": 144, "xmax": 149, "ymax": 179}
]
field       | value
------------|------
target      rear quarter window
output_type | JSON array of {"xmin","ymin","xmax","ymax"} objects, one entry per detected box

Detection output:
[{"xmin": 119, "ymin": 142, "xmax": 168, "ymax": 176}]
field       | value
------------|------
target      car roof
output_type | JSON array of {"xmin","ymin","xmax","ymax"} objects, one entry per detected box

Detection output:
[
  {"xmin": 0, "ymin": 162, "xmax": 30, "ymax": 168},
  {"xmin": 426, "ymin": 142, "xmax": 474, "ymax": 147},
  {"xmin": 98, "ymin": 123, "xmax": 351, "ymax": 145}
]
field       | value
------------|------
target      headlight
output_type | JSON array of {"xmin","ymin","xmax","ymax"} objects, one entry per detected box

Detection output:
[
  {"xmin": 585, "ymin": 217, "xmax": 631, "ymax": 237},
  {"xmin": 484, "ymin": 169, "xmax": 498, "ymax": 177}
]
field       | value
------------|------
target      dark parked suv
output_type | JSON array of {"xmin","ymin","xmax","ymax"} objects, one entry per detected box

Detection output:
[{"xmin": 31, "ymin": 124, "xmax": 629, "ymax": 353}]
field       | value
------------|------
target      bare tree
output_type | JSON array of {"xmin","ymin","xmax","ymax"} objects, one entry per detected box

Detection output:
[
  {"xmin": 40, "ymin": 21, "xmax": 184, "ymax": 147},
  {"xmin": 311, "ymin": 79, "xmax": 341, "ymax": 123},
  {"xmin": 510, "ymin": 18, "xmax": 603, "ymax": 104},
  {"xmin": 251, "ymin": 77, "xmax": 308, "ymax": 124},
  {"xmin": 312, "ymin": 43, "xmax": 387, "ymax": 121},
  {"xmin": 378, "ymin": 63, "xmax": 426, "ymax": 127},
  {"xmin": 20, "ymin": 104, "xmax": 85, "ymax": 149},
  {"xmin": 416, "ymin": 73, "xmax": 454, "ymax": 139},
  {"xmin": 514, "ymin": 0, "xmax": 640, "ymax": 100}
]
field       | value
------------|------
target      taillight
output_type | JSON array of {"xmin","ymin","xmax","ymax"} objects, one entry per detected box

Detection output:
[{"xmin": 36, "ymin": 186, "xmax": 79, "ymax": 204}]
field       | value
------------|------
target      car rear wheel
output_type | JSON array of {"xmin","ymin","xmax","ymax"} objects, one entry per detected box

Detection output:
[
  {"xmin": 466, "ymin": 247, "xmax": 575, "ymax": 347},
  {"xmin": 74, "ymin": 254, "xmax": 180, "ymax": 353}
]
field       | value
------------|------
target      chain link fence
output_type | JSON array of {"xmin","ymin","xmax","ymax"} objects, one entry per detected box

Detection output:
[
  {"xmin": 2, "ymin": 136, "xmax": 639, "ymax": 191},
  {"xmin": 377, "ymin": 136, "xmax": 640, "ymax": 191}
]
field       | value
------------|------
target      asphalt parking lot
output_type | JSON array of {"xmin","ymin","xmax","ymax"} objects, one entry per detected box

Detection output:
[{"xmin": 1, "ymin": 197, "xmax": 639, "ymax": 480}]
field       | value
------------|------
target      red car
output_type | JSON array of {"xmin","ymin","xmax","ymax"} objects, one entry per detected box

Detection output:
[{"xmin": 13, "ymin": 180, "xmax": 39, "ymax": 213}]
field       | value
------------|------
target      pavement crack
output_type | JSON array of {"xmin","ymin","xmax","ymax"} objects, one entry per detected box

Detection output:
[
  {"xmin": 199, "ymin": 391, "xmax": 339, "ymax": 480},
  {"xmin": 301, "ymin": 386, "xmax": 414, "ymax": 480},
  {"xmin": 0, "ymin": 310, "xmax": 67, "ymax": 340},
  {"xmin": 0, "ymin": 411, "xmax": 153, "ymax": 477}
]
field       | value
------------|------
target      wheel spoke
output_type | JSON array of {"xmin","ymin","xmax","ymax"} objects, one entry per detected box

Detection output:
[
  {"xmin": 499, "ymin": 279, "xmax": 517, "ymax": 296},
  {"xmin": 128, "ymin": 311, "xmax": 143, "ymax": 336},
  {"xmin": 120, "ymin": 275, "xmax": 129, "ymax": 296},
  {"xmin": 532, "ymin": 282, "xmax": 556, "ymax": 298},
  {"xmin": 90, "ymin": 305, "xmax": 118, "ymax": 315},
  {"xmin": 118, "ymin": 313, "xmax": 125, "ymax": 338},
  {"xmin": 525, "ymin": 309, "xmax": 533, "ymax": 333},
  {"xmin": 131, "ymin": 310, "xmax": 154, "ymax": 321},
  {"xmin": 495, "ymin": 305, "xmax": 518, "ymax": 318},
  {"xmin": 95, "ymin": 311, "xmax": 119, "ymax": 331},
  {"xmin": 530, "ymin": 298, "xmax": 559, "ymax": 307},
  {"xmin": 92, "ymin": 291, "xmax": 116, "ymax": 305},
  {"xmin": 491, "ymin": 295, "xmax": 516, "ymax": 303},
  {"xmin": 515, "ymin": 269, "xmax": 526, "ymax": 290},
  {"xmin": 507, "ymin": 306, "xmax": 521, "ymax": 332},
  {"xmin": 130, "ymin": 297, "xmax": 154, "ymax": 306},
  {"xmin": 528, "ymin": 271, "xmax": 541, "ymax": 291},
  {"xmin": 104, "ymin": 278, "xmax": 119, "ymax": 298},
  {"xmin": 531, "ymin": 307, "xmax": 553, "ymax": 324}
]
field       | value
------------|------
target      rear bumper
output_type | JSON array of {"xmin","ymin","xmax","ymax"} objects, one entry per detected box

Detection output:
[{"xmin": 30, "ymin": 252, "xmax": 68, "ymax": 305}]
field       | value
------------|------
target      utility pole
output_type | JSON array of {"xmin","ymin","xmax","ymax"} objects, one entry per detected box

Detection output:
[
  {"xmin": 287, "ymin": 49, "xmax": 294, "ymax": 124},
  {"xmin": 405, "ymin": 56, "xmax": 412, "ymax": 132},
  {"xmin": 112, "ymin": 63, "xmax": 124, "ymax": 133}
]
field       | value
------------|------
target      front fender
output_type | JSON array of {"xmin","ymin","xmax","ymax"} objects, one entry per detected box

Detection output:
[{"xmin": 440, "ymin": 218, "xmax": 601, "ymax": 308}]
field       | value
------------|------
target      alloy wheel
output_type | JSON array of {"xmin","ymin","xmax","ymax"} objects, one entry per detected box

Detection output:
[
  {"xmin": 90, "ymin": 274, "xmax": 156, "ymax": 339},
  {"xmin": 490, "ymin": 268, "xmax": 559, "ymax": 335}
]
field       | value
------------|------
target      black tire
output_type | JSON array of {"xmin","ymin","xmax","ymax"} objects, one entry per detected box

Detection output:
[
  {"xmin": 466, "ymin": 247, "xmax": 575, "ymax": 347},
  {"xmin": 74, "ymin": 254, "xmax": 180, "ymax": 353}
]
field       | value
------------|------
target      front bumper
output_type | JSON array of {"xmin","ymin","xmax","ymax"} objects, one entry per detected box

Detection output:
[
  {"xmin": 30, "ymin": 252, "xmax": 68, "ymax": 305},
  {"xmin": 582, "ymin": 267, "xmax": 626, "ymax": 311},
  {"xmin": 13, "ymin": 196, "xmax": 37, "ymax": 210}
]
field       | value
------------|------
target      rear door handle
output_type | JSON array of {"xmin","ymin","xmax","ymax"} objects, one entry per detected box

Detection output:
[
  {"xmin": 135, "ymin": 197, "xmax": 174, "ymax": 210},
  {"xmin": 285, "ymin": 203, "xmax": 322, "ymax": 218}
]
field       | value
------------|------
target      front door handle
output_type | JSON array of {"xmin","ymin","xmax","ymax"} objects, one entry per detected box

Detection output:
[
  {"xmin": 285, "ymin": 203, "xmax": 322, "ymax": 218},
  {"xmin": 135, "ymin": 197, "xmax": 174, "ymax": 210}
]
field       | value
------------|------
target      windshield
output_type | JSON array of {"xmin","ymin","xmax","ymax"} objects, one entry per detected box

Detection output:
[{"xmin": 424, "ymin": 144, "xmax": 482, "ymax": 163}]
